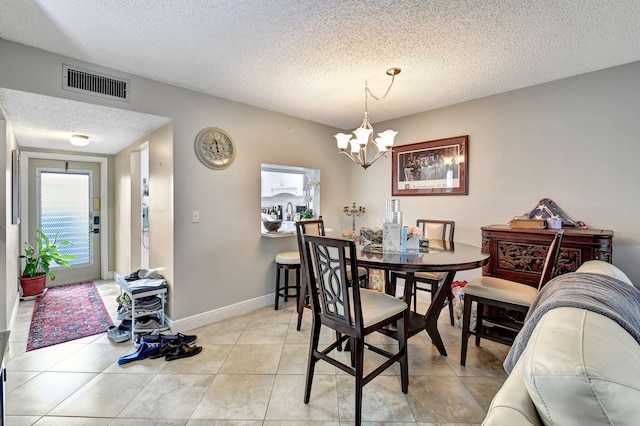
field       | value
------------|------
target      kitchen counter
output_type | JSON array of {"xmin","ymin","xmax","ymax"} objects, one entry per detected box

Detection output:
[
  {"xmin": 261, "ymin": 225, "xmax": 333, "ymax": 238},
  {"xmin": 261, "ymin": 219, "xmax": 297, "ymax": 238},
  {"xmin": 262, "ymin": 231, "xmax": 296, "ymax": 238}
]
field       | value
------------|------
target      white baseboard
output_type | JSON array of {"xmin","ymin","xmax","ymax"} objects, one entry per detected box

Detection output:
[
  {"xmin": 168, "ymin": 293, "xmax": 275, "ymax": 333},
  {"xmin": 153, "ymin": 279, "xmax": 442, "ymax": 334}
]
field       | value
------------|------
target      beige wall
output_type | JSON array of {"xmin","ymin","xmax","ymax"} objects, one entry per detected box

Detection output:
[
  {"xmin": 114, "ymin": 147, "xmax": 132, "ymax": 276},
  {"xmin": 348, "ymin": 61, "xmax": 640, "ymax": 285},
  {"xmin": 115, "ymin": 123, "xmax": 175, "ymax": 316},
  {"xmin": 0, "ymin": 114, "xmax": 21, "ymax": 330},
  {"xmin": 169, "ymin": 95, "xmax": 349, "ymax": 319}
]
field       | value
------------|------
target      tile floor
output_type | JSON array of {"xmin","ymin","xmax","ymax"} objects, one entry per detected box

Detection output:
[{"xmin": 5, "ymin": 280, "xmax": 508, "ymax": 425}]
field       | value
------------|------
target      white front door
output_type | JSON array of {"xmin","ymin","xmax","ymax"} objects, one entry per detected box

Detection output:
[{"xmin": 29, "ymin": 159, "xmax": 101, "ymax": 286}]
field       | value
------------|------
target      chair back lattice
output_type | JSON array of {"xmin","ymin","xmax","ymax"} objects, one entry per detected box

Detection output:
[
  {"xmin": 301, "ymin": 234, "xmax": 362, "ymax": 330},
  {"xmin": 536, "ymin": 230, "xmax": 565, "ymax": 291},
  {"xmin": 296, "ymin": 219, "xmax": 325, "ymax": 287},
  {"xmin": 416, "ymin": 219, "xmax": 455, "ymax": 241}
]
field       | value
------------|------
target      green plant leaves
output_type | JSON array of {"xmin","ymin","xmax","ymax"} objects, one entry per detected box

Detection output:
[{"xmin": 20, "ymin": 230, "xmax": 78, "ymax": 279}]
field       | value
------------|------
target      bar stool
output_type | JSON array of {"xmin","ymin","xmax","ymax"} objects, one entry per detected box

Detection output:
[{"xmin": 274, "ymin": 251, "xmax": 301, "ymax": 310}]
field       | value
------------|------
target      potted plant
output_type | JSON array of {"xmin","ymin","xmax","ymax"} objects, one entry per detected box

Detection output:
[{"xmin": 19, "ymin": 230, "xmax": 77, "ymax": 298}]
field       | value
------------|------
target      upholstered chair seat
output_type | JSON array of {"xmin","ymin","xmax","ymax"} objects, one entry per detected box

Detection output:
[
  {"xmin": 348, "ymin": 267, "xmax": 369, "ymax": 282},
  {"xmin": 463, "ymin": 277, "xmax": 538, "ymax": 306},
  {"xmin": 352, "ymin": 288, "xmax": 408, "ymax": 327},
  {"xmin": 274, "ymin": 251, "xmax": 301, "ymax": 310},
  {"xmin": 275, "ymin": 251, "xmax": 300, "ymax": 264},
  {"xmin": 414, "ymin": 271, "xmax": 446, "ymax": 281}
]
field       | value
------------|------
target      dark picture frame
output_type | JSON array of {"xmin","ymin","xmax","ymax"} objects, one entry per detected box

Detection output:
[
  {"xmin": 392, "ymin": 135, "xmax": 468, "ymax": 196},
  {"xmin": 11, "ymin": 149, "xmax": 20, "ymax": 224}
]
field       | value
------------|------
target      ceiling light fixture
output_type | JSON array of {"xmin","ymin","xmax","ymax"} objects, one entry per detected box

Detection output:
[
  {"xmin": 70, "ymin": 134, "xmax": 90, "ymax": 146},
  {"xmin": 335, "ymin": 67, "xmax": 401, "ymax": 169}
]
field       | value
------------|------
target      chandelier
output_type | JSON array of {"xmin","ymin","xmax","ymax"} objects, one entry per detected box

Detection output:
[{"xmin": 335, "ymin": 67, "xmax": 401, "ymax": 169}]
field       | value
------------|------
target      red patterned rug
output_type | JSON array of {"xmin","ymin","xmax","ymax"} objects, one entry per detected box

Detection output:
[{"xmin": 27, "ymin": 282, "xmax": 114, "ymax": 351}]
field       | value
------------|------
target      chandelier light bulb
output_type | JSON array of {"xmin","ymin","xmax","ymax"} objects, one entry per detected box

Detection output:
[
  {"xmin": 376, "ymin": 129, "xmax": 398, "ymax": 150},
  {"xmin": 349, "ymin": 139, "xmax": 360, "ymax": 154},
  {"xmin": 353, "ymin": 127, "xmax": 372, "ymax": 148},
  {"xmin": 335, "ymin": 133, "xmax": 352, "ymax": 150}
]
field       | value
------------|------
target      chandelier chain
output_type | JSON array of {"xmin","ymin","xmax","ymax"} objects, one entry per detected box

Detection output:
[{"xmin": 364, "ymin": 72, "xmax": 397, "ymax": 112}]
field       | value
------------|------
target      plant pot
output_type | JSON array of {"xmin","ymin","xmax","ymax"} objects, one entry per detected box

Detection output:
[{"xmin": 20, "ymin": 274, "xmax": 47, "ymax": 298}]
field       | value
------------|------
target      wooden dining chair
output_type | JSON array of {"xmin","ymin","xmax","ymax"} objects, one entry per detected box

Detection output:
[
  {"xmin": 460, "ymin": 230, "xmax": 564, "ymax": 366},
  {"xmin": 295, "ymin": 218, "xmax": 368, "ymax": 331},
  {"xmin": 391, "ymin": 219, "xmax": 456, "ymax": 324},
  {"xmin": 300, "ymin": 234, "xmax": 409, "ymax": 426},
  {"xmin": 295, "ymin": 219, "xmax": 325, "ymax": 331}
]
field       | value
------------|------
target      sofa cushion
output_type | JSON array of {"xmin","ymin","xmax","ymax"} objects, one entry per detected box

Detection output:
[
  {"xmin": 575, "ymin": 260, "xmax": 633, "ymax": 286},
  {"xmin": 522, "ymin": 307, "xmax": 640, "ymax": 425}
]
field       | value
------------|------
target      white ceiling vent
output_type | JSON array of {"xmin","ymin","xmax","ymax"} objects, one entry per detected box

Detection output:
[{"xmin": 62, "ymin": 64, "xmax": 130, "ymax": 102}]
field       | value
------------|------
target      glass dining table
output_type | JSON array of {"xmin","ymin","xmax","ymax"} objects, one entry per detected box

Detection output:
[{"xmin": 354, "ymin": 239, "xmax": 489, "ymax": 356}]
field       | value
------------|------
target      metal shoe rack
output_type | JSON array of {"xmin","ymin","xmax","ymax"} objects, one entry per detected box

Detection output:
[{"xmin": 114, "ymin": 272, "xmax": 168, "ymax": 337}]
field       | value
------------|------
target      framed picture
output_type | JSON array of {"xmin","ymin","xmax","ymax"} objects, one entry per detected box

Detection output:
[
  {"xmin": 11, "ymin": 149, "xmax": 20, "ymax": 224},
  {"xmin": 392, "ymin": 135, "xmax": 468, "ymax": 196}
]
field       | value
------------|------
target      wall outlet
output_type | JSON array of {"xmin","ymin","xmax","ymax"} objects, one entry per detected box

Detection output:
[{"xmin": 192, "ymin": 211, "xmax": 200, "ymax": 223}]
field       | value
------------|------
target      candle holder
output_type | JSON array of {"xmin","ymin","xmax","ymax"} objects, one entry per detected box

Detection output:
[{"xmin": 343, "ymin": 202, "xmax": 365, "ymax": 239}]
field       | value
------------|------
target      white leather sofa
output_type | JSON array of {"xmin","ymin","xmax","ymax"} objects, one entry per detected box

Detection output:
[{"xmin": 483, "ymin": 260, "xmax": 640, "ymax": 425}]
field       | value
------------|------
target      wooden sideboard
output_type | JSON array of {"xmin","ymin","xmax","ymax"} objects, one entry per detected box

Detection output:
[{"xmin": 481, "ymin": 225, "xmax": 613, "ymax": 288}]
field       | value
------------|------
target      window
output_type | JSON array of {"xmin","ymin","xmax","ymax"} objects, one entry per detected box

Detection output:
[
  {"xmin": 39, "ymin": 171, "xmax": 91, "ymax": 266},
  {"xmin": 260, "ymin": 164, "xmax": 320, "ymax": 233}
]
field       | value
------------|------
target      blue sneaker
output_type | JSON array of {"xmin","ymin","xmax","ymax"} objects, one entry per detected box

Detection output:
[
  {"xmin": 117, "ymin": 342, "xmax": 161, "ymax": 365},
  {"xmin": 134, "ymin": 333, "xmax": 162, "ymax": 347}
]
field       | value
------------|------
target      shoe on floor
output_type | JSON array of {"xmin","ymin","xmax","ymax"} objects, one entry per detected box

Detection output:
[
  {"xmin": 117, "ymin": 342, "xmax": 161, "ymax": 365},
  {"xmin": 161, "ymin": 332, "xmax": 197, "ymax": 346},
  {"xmin": 141, "ymin": 333, "xmax": 197, "ymax": 358},
  {"xmin": 165, "ymin": 344, "xmax": 203, "ymax": 361},
  {"xmin": 107, "ymin": 325, "xmax": 131, "ymax": 343},
  {"xmin": 134, "ymin": 332, "xmax": 164, "ymax": 347},
  {"xmin": 149, "ymin": 339, "xmax": 181, "ymax": 359}
]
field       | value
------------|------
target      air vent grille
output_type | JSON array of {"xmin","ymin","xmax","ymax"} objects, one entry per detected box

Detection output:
[{"xmin": 63, "ymin": 64, "xmax": 130, "ymax": 102}]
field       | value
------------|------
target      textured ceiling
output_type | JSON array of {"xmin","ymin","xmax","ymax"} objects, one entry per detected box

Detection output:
[
  {"xmin": 1, "ymin": 0, "xmax": 640, "ymax": 153},
  {"xmin": 0, "ymin": 89, "xmax": 171, "ymax": 154}
]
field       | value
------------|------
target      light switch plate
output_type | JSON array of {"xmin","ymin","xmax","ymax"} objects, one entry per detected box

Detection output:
[{"xmin": 192, "ymin": 211, "xmax": 200, "ymax": 223}]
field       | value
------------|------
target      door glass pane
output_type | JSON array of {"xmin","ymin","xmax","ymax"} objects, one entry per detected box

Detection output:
[{"xmin": 40, "ymin": 171, "xmax": 91, "ymax": 266}]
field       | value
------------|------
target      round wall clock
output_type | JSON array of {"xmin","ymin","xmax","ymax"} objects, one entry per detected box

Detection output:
[{"xmin": 194, "ymin": 127, "xmax": 236, "ymax": 169}]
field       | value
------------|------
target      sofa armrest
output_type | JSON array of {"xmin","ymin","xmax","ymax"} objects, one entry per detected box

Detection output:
[
  {"xmin": 482, "ymin": 354, "xmax": 542, "ymax": 426},
  {"xmin": 521, "ymin": 307, "xmax": 640, "ymax": 425},
  {"xmin": 575, "ymin": 260, "xmax": 633, "ymax": 286}
]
